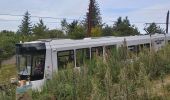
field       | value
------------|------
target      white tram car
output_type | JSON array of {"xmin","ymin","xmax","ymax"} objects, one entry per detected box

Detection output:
[{"xmin": 16, "ymin": 34, "xmax": 170, "ymax": 90}]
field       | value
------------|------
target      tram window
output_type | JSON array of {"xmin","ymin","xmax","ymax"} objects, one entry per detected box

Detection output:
[
  {"xmin": 18, "ymin": 55, "xmax": 31, "ymax": 75},
  {"xmin": 91, "ymin": 46, "xmax": 103, "ymax": 58},
  {"xmin": 76, "ymin": 48, "xmax": 90, "ymax": 67},
  {"xmin": 31, "ymin": 55, "xmax": 45, "ymax": 80},
  {"xmin": 105, "ymin": 45, "xmax": 116, "ymax": 54},
  {"xmin": 128, "ymin": 45, "xmax": 139, "ymax": 53},
  {"xmin": 139, "ymin": 44, "xmax": 143, "ymax": 49},
  {"xmin": 144, "ymin": 43, "xmax": 150, "ymax": 49},
  {"xmin": 57, "ymin": 50, "xmax": 74, "ymax": 70},
  {"xmin": 168, "ymin": 40, "xmax": 170, "ymax": 44}
]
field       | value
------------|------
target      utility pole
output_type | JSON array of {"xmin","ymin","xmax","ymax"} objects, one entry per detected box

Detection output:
[
  {"xmin": 166, "ymin": 10, "xmax": 169, "ymax": 34},
  {"xmin": 87, "ymin": 0, "xmax": 93, "ymax": 37}
]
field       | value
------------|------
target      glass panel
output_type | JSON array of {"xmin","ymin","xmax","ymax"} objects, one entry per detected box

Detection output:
[
  {"xmin": 128, "ymin": 45, "xmax": 139, "ymax": 53},
  {"xmin": 91, "ymin": 46, "xmax": 103, "ymax": 58},
  {"xmin": 105, "ymin": 45, "xmax": 116, "ymax": 54},
  {"xmin": 144, "ymin": 43, "xmax": 150, "ymax": 49},
  {"xmin": 18, "ymin": 55, "xmax": 31, "ymax": 76},
  {"xmin": 57, "ymin": 50, "xmax": 74, "ymax": 70},
  {"xmin": 32, "ymin": 55, "xmax": 45, "ymax": 77},
  {"xmin": 168, "ymin": 40, "xmax": 170, "ymax": 43},
  {"xmin": 17, "ymin": 53, "xmax": 45, "ymax": 81},
  {"xmin": 139, "ymin": 44, "xmax": 144, "ymax": 50},
  {"xmin": 76, "ymin": 48, "xmax": 90, "ymax": 67}
]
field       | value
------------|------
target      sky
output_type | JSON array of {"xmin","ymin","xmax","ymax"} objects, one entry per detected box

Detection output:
[{"xmin": 0, "ymin": 0, "xmax": 170, "ymax": 33}]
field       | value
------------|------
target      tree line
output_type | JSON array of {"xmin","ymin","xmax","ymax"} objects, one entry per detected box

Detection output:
[
  {"xmin": 16, "ymin": 0, "xmax": 165, "ymax": 39},
  {"xmin": 0, "ymin": 0, "xmax": 165, "ymax": 66}
]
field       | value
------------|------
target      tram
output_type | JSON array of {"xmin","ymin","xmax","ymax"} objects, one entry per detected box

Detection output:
[{"xmin": 15, "ymin": 33, "xmax": 170, "ymax": 90}]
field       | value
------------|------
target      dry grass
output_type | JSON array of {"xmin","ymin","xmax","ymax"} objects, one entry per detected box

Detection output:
[{"xmin": 0, "ymin": 64, "xmax": 17, "ymax": 84}]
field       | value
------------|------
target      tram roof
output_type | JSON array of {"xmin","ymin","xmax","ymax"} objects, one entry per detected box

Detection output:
[{"xmin": 23, "ymin": 33, "xmax": 169, "ymax": 51}]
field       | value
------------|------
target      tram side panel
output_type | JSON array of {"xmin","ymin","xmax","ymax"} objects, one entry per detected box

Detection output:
[
  {"xmin": 151, "ymin": 37, "xmax": 165, "ymax": 51},
  {"xmin": 44, "ymin": 42, "xmax": 53, "ymax": 80}
]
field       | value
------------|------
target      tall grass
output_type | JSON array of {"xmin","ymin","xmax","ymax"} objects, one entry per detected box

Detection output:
[
  {"xmin": 0, "ymin": 64, "xmax": 16, "ymax": 100},
  {"xmin": 1, "ymin": 45, "xmax": 170, "ymax": 99},
  {"xmin": 32, "ymin": 45, "xmax": 170, "ymax": 100}
]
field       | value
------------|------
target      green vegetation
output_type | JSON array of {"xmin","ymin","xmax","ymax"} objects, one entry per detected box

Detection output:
[
  {"xmin": 85, "ymin": 0, "xmax": 102, "ymax": 28},
  {"xmin": 0, "ymin": 64, "xmax": 16, "ymax": 100},
  {"xmin": 0, "ymin": 64, "xmax": 17, "ymax": 83},
  {"xmin": 1, "ymin": 41, "xmax": 170, "ymax": 100},
  {"xmin": 112, "ymin": 17, "xmax": 140, "ymax": 36},
  {"xmin": 18, "ymin": 11, "xmax": 32, "ymax": 35},
  {"xmin": 0, "ymin": 0, "xmax": 168, "ymax": 99},
  {"xmin": 145, "ymin": 23, "xmax": 165, "ymax": 35},
  {"xmin": 31, "ymin": 45, "xmax": 170, "ymax": 100}
]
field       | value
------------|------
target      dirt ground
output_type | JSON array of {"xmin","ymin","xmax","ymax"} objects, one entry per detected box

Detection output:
[{"xmin": 1, "ymin": 55, "xmax": 16, "ymax": 66}]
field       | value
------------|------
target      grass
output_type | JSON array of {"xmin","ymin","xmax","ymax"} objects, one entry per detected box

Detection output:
[
  {"xmin": 0, "ymin": 64, "xmax": 17, "ymax": 84},
  {"xmin": 0, "ymin": 64, "xmax": 17, "ymax": 100},
  {"xmin": 32, "ymin": 45, "xmax": 170, "ymax": 100},
  {"xmin": 2, "ymin": 45, "xmax": 170, "ymax": 99}
]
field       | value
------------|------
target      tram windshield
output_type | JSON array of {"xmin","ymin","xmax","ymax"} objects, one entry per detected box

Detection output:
[
  {"xmin": 16, "ymin": 43, "xmax": 46, "ymax": 81},
  {"xmin": 17, "ymin": 53, "xmax": 46, "ymax": 81},
  {"xmin": 17, "ymin": 55, "xmax": 31, "ymax": 76}
]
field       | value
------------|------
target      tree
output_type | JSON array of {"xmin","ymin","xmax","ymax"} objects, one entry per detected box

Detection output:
[
  {"xmin": 18, "ymin": 11, "xmax": 32, "ymax": 35},
  {"xmin": 46, "ymin": 29, "xmax": 65, "ymax": 39},
  {"xmin": 88, "ymin": 0, "xmax": 102, "ymax": 27},
  {"xmin": 102, "ymin": 25, "xmax": 113, "ymax": 36},
  {"xmin": 91, "ymin": 26, "xmax": 102, "ymax": 37},
  {"xmin": 32, "ymin": 19, "xmax": 48, "ymax": 38},
  {"xmin": 67, "ymin": 20, "xmax": 78, "ymax": 34},
  {"xmin": 113, "ymin": 17, "xmax": 140, "ymax": 36},
  {"xmin": 67, "ymin": 20, "xmax": 86, "ymax": 39},
  {"xmin": 86, "ymin": 0, "xmax": 102, "ymax": 36},
  {"xmin": 61, "ymin": 18, "xmax": 68, "ymax": 34},
  {"xmin": 68, "ymin": 25, "xmax": 86, "ymax": 39},
  {"xmin": 145, "ymin": 23, "xmax": 165, "ymax": 35}
]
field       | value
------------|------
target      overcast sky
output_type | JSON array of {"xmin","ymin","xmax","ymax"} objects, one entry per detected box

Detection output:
[{"xmin": 0, "ymin": 0, "xmax": 170, "ymax": 33}]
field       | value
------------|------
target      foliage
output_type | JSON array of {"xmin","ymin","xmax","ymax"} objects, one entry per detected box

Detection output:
[
  {"xmin": 18, "ymin": 11, "xmax": 32, "ymax": 35},
  {"xmin": 61, "ymin": 18, "xmax": 68, "ymax": 34},
  {"xmin": 66, "ymin": 20, "xmax": 86, "ymax": 39},
  {"xmin": 2, "ymin": 44, "xmax": 170, "ymax": 99},
  {"xmin": 45, "ymin": 29, "xmax": 65, "ymax": 39},
  {"xmin": 32, "ymin": 19, "xmax": 49, "ymax": 39},
  {"xmin": 102, "ymin": 25, "xmax": 113, "ymax": 36},
  {"xmin": 145, "ymin": 23, "xmax": 165, "ymax": 35},
  {"xmin": 68, "ymin": 25, "xmax": 86, "ymax": 39},
  {"xmin": 32, "ymin": 45, "xmax": 170, "ymax": 100},
  {"xmin": 0, "ymin": 31, "xmax": 20, "ymax": 59},
  {"xmin": 91, "ymin": 26, "xmax": 102, "ymax": 37},
  {"xmin": 0, "ymin": 64, "xmax": 16, "ymax": 100},
  {"xmin": 113, "ymin": 17, "xmax": 140, "ymax": 36},
  {"xmin": 85, "ymin": 0, "xmax": 102, "ymax": 28}
]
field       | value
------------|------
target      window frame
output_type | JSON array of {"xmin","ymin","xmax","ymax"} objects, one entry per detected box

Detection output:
[
  {"xmin": 57, "ymin": 50, "xmax": 75, "ymax": 70},
  {"xmin": 76, "ymin": 48, "xmax": 90, "ymax": 67}
]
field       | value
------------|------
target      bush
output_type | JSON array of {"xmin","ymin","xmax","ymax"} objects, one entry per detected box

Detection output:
[{"xmin": 32, "ymin": 45, "xmax": 170, "ymax": 99}]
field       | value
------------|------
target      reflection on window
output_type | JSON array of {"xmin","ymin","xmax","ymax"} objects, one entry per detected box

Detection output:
[
  {"xmin": 128, "ymin": 43, "xmax": 150, "ymax": 55},
  {"xmin": 57, "ymin": 50, "xmax": 74, "ymax": 70},
  {"xmin": 76, "ymin": 48, "xmax": 90, "ymax": 67},
  {"xmin": 144, "ymin": 43, "xmax": 150, "ymax": 49},
  {"xmin": 31, "ymin": 55, "xmax": 45, "ymax": 81},
  {"xmin": 17, "ymin": 54, "xmax": 45, "ymax": 81},
  {"xmin": 105, "ymin": 45, "xmax": 116, "ymax": 54},
  {"xmin": 18, "ymin": 55, "xmax": 31, "ymax": 75},
  {"xmin": 128, "ymin": 45, "xmax": 139, "ymax": 53},
  {"xmin": 168, "ymin": 40, "xmax": 170, "ymax": 44},
  {"xmin": 91, "ymin": 46, "xmax": 103, "ymax": 58},
  {"xmin": 32, "ymin": 55, "xmax": 45, "ymax": 75},
  {"xmin": 139, "ymin": 43, "xmax": 150, "ymax": 51}
]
